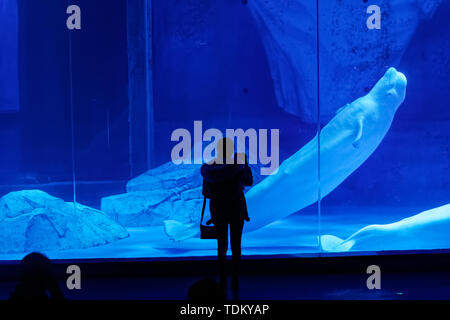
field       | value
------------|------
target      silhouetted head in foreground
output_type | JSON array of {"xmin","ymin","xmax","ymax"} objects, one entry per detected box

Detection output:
[
  {"xmin": 187, "ymin": 278, "xmax": 226, "ymax": 302},
  {"xmin": 9, "ymin": 252, "xmax": 64, "ymax": 300}
]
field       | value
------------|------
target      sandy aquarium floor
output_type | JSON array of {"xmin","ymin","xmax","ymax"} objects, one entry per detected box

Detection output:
[{"xmin": 0, "ymin": 205, "xmax": 436, "ymax": 261}]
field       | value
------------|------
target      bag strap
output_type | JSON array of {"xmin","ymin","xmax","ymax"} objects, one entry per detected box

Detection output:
[{"xmin": 200, "ymin": 196, "xmax": 207, "ymax": 225}]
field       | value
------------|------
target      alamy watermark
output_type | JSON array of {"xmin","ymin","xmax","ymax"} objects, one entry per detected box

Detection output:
[
  {"xmin": 366, "ymin": 265, "xmax": 381, "ymax": 290},
  {"xmin": 170, "ymin": 121, "xmax": 280, "ymax": 176},
  {"xmin": 367, "ymin": 5, "xmax": 381, "ymax": 30},
  {"xmin": 66, "ymin": 4, "xmax": 379, "ymax": 31},
  {"xmin": 66, "ymin": 5, "xmax": 81, "ymax": 30},
  {"xmin": 66, "ymin": 265, "xmax": 81, "ymax": 290}
]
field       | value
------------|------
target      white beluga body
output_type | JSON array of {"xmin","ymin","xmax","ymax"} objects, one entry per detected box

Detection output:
[
  {"xmin": 321, "ymin": 204, "xmax": 450, "ymax": 252},
  {"xmin": 244, "ymin": 67, "xmax": 407, "ymax": 232}
]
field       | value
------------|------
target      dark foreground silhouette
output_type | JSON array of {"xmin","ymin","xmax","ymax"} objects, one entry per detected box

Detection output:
[
  {"xmin": 9, "ymin": 252, "xmax": 65, "ymax": 300},
  {"xmin": 187, "ymin": 278, "xmax": 226, "ymax": 301}
]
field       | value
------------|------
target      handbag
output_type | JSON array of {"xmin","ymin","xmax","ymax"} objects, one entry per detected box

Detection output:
[{"xmin": 200, "ymin": 196, "xmax": 218, "ymax": 239}]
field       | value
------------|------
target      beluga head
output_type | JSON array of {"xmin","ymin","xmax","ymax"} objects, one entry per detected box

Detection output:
[{"xmin": 369, "ymin": 67, "xmax": 407, "ymax": 112}]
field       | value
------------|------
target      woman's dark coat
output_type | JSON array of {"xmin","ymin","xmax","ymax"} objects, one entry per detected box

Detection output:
[{"xmin": 201, "ymin": 160, "xmax": 253, "ymax": 225}]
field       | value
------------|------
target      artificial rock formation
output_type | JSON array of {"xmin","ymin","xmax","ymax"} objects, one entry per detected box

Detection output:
[
  {"xmin": 0, "ymin": 190, "xmax": 129, "ymax": 253},
  {"xmin": 102, "ymin": 161, "xmax": 263, "ymax": 227},
  {"xmin": 248, "ymin": 0, "xmax": 441, "ymax": 122}
]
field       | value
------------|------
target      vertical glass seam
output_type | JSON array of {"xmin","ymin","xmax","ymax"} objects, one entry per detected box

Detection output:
[
  {"xmin": 145, "ymin": 0, "xmax": 155, "ymax": 170},
  {"xmin": 316, "ymin": 0, "xmax": 322, "ymax": 254},
  {"xmin": 67, "ymin": 0, "xmax": 77, "ymax": 207}
]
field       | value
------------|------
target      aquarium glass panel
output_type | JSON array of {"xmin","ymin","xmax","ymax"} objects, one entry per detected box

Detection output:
[
  {"xmin": 2, "ymin": 0, "xmax": 448, "ymax": 260},
  {"xmin": 71, "ymin": 0, "xmax": 130, "ymax": 207},
  {"xmin": 318, "ymin": 0, "xmax": 450, "ymax": 254},
  {"xmin": 0, "ymin": 0, "xmax": 76, "ymax": 258},
  {"xmin": 57, "ymin": 0, "xmax": 320, "ymax": 259}
]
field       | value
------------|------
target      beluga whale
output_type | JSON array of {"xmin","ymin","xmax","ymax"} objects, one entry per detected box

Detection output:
[
  {"xmin": 164, "ymin": 67, "xmax": 407, "ymax": 240},
  {"xmin": 320, "ymin": 204, "xmax": 450, "ymax": 252}
]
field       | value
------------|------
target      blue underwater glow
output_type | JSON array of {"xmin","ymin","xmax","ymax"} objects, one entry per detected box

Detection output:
[
  {"xmin": 0, "ymin": 0, "xmax": 449, "ymax": 260},
  {"xmin": 0, "ymin": 0, "xmax": 19, "ymax": 113}
]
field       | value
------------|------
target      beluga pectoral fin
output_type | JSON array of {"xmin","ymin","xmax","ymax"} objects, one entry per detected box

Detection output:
[
  {"xmin": 352, "ymin": 116, "xmax": 364, "ymax": 149},
  {"xmin": 163, "ymin": 220, "xmax": 198, "ymax": 242},
  {"xmin": 320, "ymin": 235, "xmax": 354, "ymax": 252}
]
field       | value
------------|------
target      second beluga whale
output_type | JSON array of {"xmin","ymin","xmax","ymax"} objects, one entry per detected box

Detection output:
[
  {"xmin": 320, "ymin": 203, "xmax": 450, "ymax": 252},
  {"xmin": 164, "ymin": 67, "xmax": 407, "ymax": 240}
]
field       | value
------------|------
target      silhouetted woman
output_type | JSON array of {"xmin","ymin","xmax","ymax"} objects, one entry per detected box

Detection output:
[
  {"xmin": 9, "ymin": 252, "xmax": 65, "ymax": 300},
  {"xmin": 201, "ymin": 138, "xmax": 253, "ymax": 290}
]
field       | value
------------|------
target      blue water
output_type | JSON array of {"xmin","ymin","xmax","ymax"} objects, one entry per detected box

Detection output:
[{"xmin": 0, "ymin": 0, "xmax": 449, "ymax": 260}]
